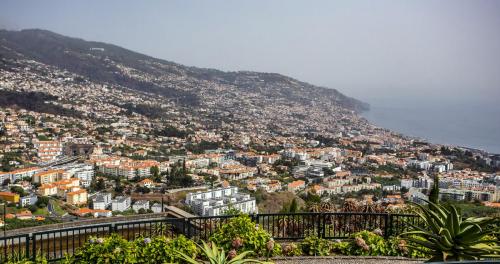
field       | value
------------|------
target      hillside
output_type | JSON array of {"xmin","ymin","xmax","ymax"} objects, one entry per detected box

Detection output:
[{"xmin": 0, "ymin": 29, "xmax": 370, "ymax": 136}]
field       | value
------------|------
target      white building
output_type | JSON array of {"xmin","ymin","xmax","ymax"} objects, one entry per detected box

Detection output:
[
  {"xmin": 151, "ymin": 203, "xmax": 163, "ymax": 213},
  {"xmin": 92, "ymin": 193, "xmax": 112, "ymax": 210},
  {"xmin": 132, "ymin": 200, "xmax": 150, "ymax": 213},
  {"xmin": 65, "ymin": 164, "xmax": 94, "ymax": 187},
  {"xmin": 111, "ymin": 196, "xmax": 131, "ymax": 212},
  {"xmin": 185, "ymin": 186, "xmax": 257, "ymax": 216}
]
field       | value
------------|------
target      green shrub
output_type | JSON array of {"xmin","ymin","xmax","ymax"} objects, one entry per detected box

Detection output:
[
  {"xmin": 300, "ymin": 236, "xmax": 331, "ymax": 256},
  {"xmin": 5, "ymin": 259, "xmax": 47, "ymax": 264},
  {"xmin": 331, "ymin": 231, "xmax": 389, "ymax": 256},
  {"xmin": 62, "ymin": 234, "xmax": 137, "ymax": 264},
  {"xmin": 135, "ymin": 235, "xmax": 198, "ymax": 264},
  {"xmin": 330, "ymin": 240, "xmax": 350, "ymax": 255},
  {"xmin": 210, "ymin": 215, "xmax": 281, "ymax": 257},
  {"xmin": 2, "ymin": 250, "xmax": 47, "ymax": 264},
  {"xmin": 352, "ymin": 230, "xmax": 392, "ymax": 256},
  {"xmin": 329, "ymin": 231, "xmax": 430, "ymax": 258}
]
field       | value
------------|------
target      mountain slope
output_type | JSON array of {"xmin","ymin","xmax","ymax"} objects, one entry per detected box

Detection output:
[
  {"xmin": 0, "ymin": 29, "xmax": 368, "ymax": 111},
  {"xmin": 0, "ymin": 29, "xmax": 370, "ymax": 136}
]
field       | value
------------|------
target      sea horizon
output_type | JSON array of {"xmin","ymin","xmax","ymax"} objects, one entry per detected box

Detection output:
[{"xmin": 361, "ymin": 100, "xmax": 500, "ymax": 155}]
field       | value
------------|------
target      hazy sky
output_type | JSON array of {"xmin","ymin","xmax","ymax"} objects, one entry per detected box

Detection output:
[{"xmin": 1, "ymin": 0, "xmax": 500, "ymax": 105}]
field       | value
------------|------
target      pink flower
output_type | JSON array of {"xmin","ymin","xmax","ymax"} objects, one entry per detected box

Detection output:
[
  {"xmin": 355, "ymin": 237, "xmax": 369, "ymax": 252},
  {"xmin": 373, "ymin": 228, "xmax": 383, "ymax": 236},
  {"xmin": 228, "ymin": 249, "xmax": 237, "ymax": 259},
  {"xmin": 232, "ymin": 237, "xmax": 243, "ymax": 249},
  {"xmin": 398, "ymin": 239, "xmax": 408, "ymax": 254},
  {"xmin": 266, "ymin": 239, "xmax": 275, "ymax": 251}
]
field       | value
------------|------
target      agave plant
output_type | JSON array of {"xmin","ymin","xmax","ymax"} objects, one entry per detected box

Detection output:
[
  {"xmin": 177, "ymin": 241, "xmax": 272, "ymax": 264},
  {"xmin": 401, "ymin": 201, "xmax": 500, "ymax": 262}
]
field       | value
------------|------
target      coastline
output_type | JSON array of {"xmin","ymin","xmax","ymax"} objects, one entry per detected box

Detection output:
[{"xmin": 361, "ymin": 105, "xmax": 500, "ymax": 156}]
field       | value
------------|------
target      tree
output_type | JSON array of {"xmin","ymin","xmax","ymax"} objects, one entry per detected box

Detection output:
[
  {"xmin": 96, "ymin": 178, "xmax": 105, "ymax": 190},
  {"xmin": 281, "ymin": 198, "xmax": 300, "ymax": 213},
  {"xmin": 223, "ymin": 205, "xmax": 243, "ymax": 215},
  {"xmin": 114, "ymin": 178, "xmax": 124, "ymax": 194},
  {"xmin": 135, "ymin": 186, "xmax": 150, "ymax": 194},
  {"xmin": 204, "ymin": 175, "xmax": 217, "ymax": 188},
  {"xmin": 91, "ymin": 178, "xmax": 106, "ymax": 192},
  {"xmin": 36, "ymin": 196, "xmax": 50, "ymax": 208},
  {"xmin": 429, "ymin": 176, "xmax": 440, "ymax": 204},
  {"xmin": 2, "ymin": 179, "xmax": 11, "ymax": 186},
  {"xmin": 27, "ymin": 204, "xmax": 38, "ymax": 212},
  {"xmin": 150, "ymin": 166, "xmax": 161, "ymax": 182},
  {"xmin": 289, "ymin": 198, "xmax": 299, "ymax": 213},
  {"xmin": 10, "ymin": 186, "xmax": 26, "ymax": 196}
]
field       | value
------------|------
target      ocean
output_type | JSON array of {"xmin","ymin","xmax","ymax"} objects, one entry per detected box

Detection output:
[{"xmin": 361, "ymin": 101, "xmax": 500, "ymax": 155}]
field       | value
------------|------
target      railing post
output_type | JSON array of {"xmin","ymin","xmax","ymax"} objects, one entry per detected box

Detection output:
[
  {"xmin": 251, "ymin": 213, "xmax": 258, "ymax": 225},
  {"xmin": 321, "ymin": 213, "xmax": 326, "ymax": 239},
  {"xmin": 25, "ymin": 234, "xmax": 30, "ymax": 260},
  {"xmin": 30, "ymin": 233, "xmax": 36, "ymax": 261},
  {"xmin": 384, "ymin": 213, "xmax": 391, "ymax": 238},
  {"xmin": 184, "ymin": 218, "xmax": 191, "ymax": 238},
  {"xmin": 317, "ymin": 213, "xmax": 323, "ymax": 238}
]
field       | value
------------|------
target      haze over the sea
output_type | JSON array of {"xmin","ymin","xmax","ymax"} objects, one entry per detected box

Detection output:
[{"xmin": 362, "ymin": 99, "xmax": 500, "ymax": 154}]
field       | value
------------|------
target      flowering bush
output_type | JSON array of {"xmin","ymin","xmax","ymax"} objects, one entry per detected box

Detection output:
[
  {"xmin": 63, "ymin": 234, "xmax": 137, "ymax": 264},
  {"xmin": 330, "ymin": 231, "xmax": 429, "ymax": 259},
  {"xmin": 210, "ymin": 215, "xmax": 281, "ymax": 257},
  {"xmin": 300, "ymin": 236, "xmax": 331, "ymax": 256},
  {"xmin": 331, "ymin": 231, "xmax": 395, "ymax": 256},
  {"xmin": 63, "ymin": 234, "xmax": 198, "ymax": 264},
  {"xmin": 134, "ymin": 235, "xmax": 198, "ymax": 264},
  {"xmin": 281, "ymin": 242, "xmax": 303, "ymax": 256}
]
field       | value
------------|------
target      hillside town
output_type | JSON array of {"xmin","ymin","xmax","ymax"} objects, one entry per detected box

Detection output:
[
  {"xmin": 0, "ymin": 100, "xmax": 499, "ymax": 228},
  {"xmin": 0, "ymin": 31, "xmax": 499, "ymax": 230}
]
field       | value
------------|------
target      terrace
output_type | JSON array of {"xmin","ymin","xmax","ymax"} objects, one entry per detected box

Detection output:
[{"xmin": 1, "ymin": 212, "xmax": 422, "ymax": 263}]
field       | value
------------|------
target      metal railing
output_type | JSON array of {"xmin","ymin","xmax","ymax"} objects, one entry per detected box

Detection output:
[
  {"xmin": 184, "ymin": 212, "xmax": 422, "ymax": 241},
  {"xmin": 0, "ymin": 212, "xmax": 421, "ymax": 262}
]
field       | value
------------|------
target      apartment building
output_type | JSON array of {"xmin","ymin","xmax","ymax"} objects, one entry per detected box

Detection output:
[
  {"xmin": 219, "ymin": 166, "xmax": 255, "ymax": 180},
  {"xmin": 34, "ymin": 140, "xmax": 62, "ymax": 162},
  {"xmin": 67, "ymin": 189, "xmax": 88, "ymax": 205},
  {"xmin": 132, "ymin": 200, "xmax": 150, "ymax": 213},
  {"xmin": 100, "ymin": 160, "xmax": 159, "ymax": 180},
  {"xmin": 111, "ymin": 196, "xmax": 131, "ymax": 212},
  {"xmin": 33, "ymin": 169, "xmax": 65, "ymax": 184},
  {"xmin": 38, "ymin": 184, "xmax": 58, "ymax": 196},
  {"xmin": 65, "ymin": 164, "xmax": 94, "ymax": 187},
  {"xmin": 185, "ymin": 187, "xmax": 257, "ymax": 216},
  {"xmin": 9, "ymin": 167, "xmax": 41, "ymax": 182},
  {"xmin": 91, "ymin": 193, "xmax": 112, "ymax": 210}
]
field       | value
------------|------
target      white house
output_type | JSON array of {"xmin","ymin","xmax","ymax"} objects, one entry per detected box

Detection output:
[
  {"xmin": 132, "ymin": 200, "xmax": 150, "ymax": 213},
  {"xmin": 92, "ymin": 193, "xmax": 112, "ymax": 210},
  {"xmin": 111, "ymin": 196, "xmax": 131, "ymax": 212},
  {"xmin": 151, "ymin": 203, "xmax": 163, "ymax": 213}
]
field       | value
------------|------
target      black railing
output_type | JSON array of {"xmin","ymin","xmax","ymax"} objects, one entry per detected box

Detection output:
[
  {"xmin": 0, "ymin": 212, "xmax": 422, "ymax": 262},
  {"xmin": 185, "ymin": 212, "xmax": 422, "ymax": 241}
]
